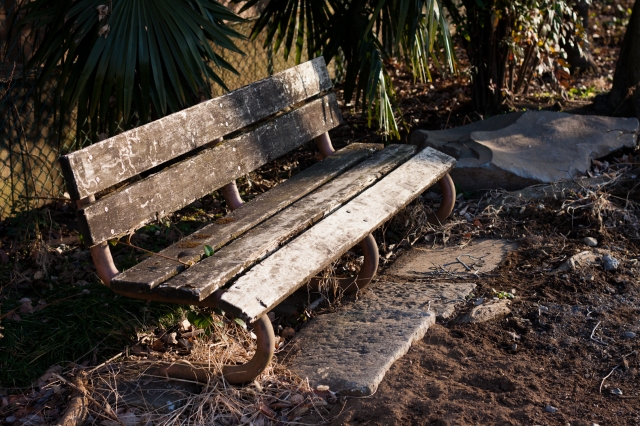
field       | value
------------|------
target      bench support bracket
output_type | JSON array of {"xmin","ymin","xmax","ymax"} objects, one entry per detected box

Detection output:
[
  {"xmin": 144, "ymin": 314, "xmax": 275, "ymax": 385},
  {"xmin": 221, "ymin": 181, "xmax": 244, "ymax": 211},
  {"xmin": 427, "ymin": 173, "xmax": 456, "ymax": 225}
]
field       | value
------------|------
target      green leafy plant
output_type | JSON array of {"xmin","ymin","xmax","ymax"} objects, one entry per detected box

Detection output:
[
  {"xmin": 12, "ymin": 0, "xmax": 244, "ymax": 142},
  {"xmin": 492, "ymin": 288, "xmax": 515, "ymax": 299},
  {"xmin": 444, "ymin": 0, "xmax": 592, "ymax": 113},
  {"xmin": 203, "ymin": 244, "xmax": 214, "ymax": 257},
  {"xmin": 240, "ymin": 0, "xmax": 457, "ymax": 138}
]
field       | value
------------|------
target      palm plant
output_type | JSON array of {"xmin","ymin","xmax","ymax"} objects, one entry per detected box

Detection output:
[
  {"xmin": 10, "ymin": 0, "xmax": 245, "ymax": 143},
  {"xmin": 240, "ymin": 0, "xmax": 457, "ymax": 138}
]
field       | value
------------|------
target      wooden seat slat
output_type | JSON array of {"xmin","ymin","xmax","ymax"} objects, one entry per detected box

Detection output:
[
  {"xmin": 110, "ymin": 142, "xmax": 382, "ymax": 293},
  {"xmin": 217, "ymin": 147, "xmax": 456, "ymax": 322},
  {"xmin": 60, "ymin": 58, "xmax": 332, "ymax": 200},
  {"xmin": 77, "ymin": 94, "xmax": 342, "ymax": 247},
  {"xmin": 154, "ymin": 144, "xmax": 416, "ymax": 301}
]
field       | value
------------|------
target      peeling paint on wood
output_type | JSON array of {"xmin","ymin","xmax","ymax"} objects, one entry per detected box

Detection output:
[
  {"xmin": 78, "ymin": 94, "xmax": 342, "ymax": 246},
  {"xmin": 110, "ymin": 143, "xmax": 382, "ymax": 293},
  {"xmin": 154, "ymin": 144, "xmax": 416, "ymax": 301},
  {"xmin": 61, "ymin": 57, "xmax": 332, "ymax": 199},
  {"xmin": 218, "ymin": 147, "xmax": 456, "ymax": 322}
]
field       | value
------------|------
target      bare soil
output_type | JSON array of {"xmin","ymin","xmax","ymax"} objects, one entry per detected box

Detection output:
[{"xmin": 314, "ymin": 216, "xmax": 640, "ymax": 425}]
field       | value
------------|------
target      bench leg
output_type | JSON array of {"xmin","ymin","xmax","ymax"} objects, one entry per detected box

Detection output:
[
  {"xmin": 144, "ymin": 314, "xmax": 275, "ymax": 385},
  {"xmin": 315, "ymin": 132, "xmax": 335, "ymax": 158},
  {"xmin": 309, "ymin": 233, "xmax": 379, "ymax": 294},
  {"xmin": 221, "ymin": 180, "xmax": 244, "ymax": 211},
  {"xmin": 339, "ymin": 233, "xmax": 379, "ymax": 293},
  {"xmin": 427, "ymin": 173, "xmax": 456, "ymax": 225}
]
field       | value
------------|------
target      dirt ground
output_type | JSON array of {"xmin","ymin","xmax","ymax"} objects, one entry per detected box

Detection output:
[{"xmin": 309, "ymin": 184, "xmax": 640, "ymax": 425}]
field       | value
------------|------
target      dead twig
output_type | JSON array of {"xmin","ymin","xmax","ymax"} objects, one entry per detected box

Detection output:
[
  {"xmin": 52, "ymin": 373, "xmax": 125, "ymax": 425},
  {"xmin": 116, "ymin": 238, "xmax": 190, "ymax": 266},
  {"xmin": 590, "ymin": 321, "xmax": 608, "ymax": 346},
  {"xmin": 599, "ymin": 365, "xmax": 619, "ymax": 394},
  {"xmin": 55, "ymin": 376, "xmax": 88, "ymax": 426}
]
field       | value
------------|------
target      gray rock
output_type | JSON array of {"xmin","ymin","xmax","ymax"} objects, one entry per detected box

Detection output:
[
  {"xmin": 459, "ymin": 299, "xmax": 511, "ymax": 324},
  {"xmin": 387, "ymin": 239, "xmax": 517, "ymax": 277},
  {"xmin": 412, "ymin": 111, "xmax": 638, "ymax": 191},
  {"xmin": 622, "ymin": 331, "xmax": 636, "ymax": 339},
  {"xmin": 287, "ymin": 279, "xmax": 475, "ymax": 396},
  {"xmin": 557, "ymin": 250, "xmax": 609, "ymax": 272},
  {"xmin": 602, "ymin": 254, "xmax": 620, "ymax": 271},
  {"xmin": 583, "ymin": 237, "xmax": 598, "ymax": 247},
  {"xmin": 545, "ymin": 404, "xmax": 558, "ymax": 413}
]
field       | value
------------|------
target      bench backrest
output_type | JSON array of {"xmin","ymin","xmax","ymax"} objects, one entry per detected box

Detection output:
[{"xmin": 60, "ymin": 57, "xmax": 343, "ymax": 247}]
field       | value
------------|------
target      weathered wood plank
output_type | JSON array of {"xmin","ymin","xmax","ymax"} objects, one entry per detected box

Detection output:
[
  {"xmin": 60, "ymin": 57, "xmax": 332, "ymax": 199},
  {"xmin": 78, "ymin": 94, "xmax": 343, "ymax": 246},
  {"xmin": 110, "ymin": 143, "xmax": 382, "ymax": 293},
  {"xmin": 154, "ymin": 144, "xmax": 417, "ymax": 301},
  {"xmin": 218, "ymin": 147, "xmax": 456, "ymax": 322}
]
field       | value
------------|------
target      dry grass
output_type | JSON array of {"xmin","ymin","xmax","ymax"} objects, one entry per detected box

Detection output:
[{"xmin": 66, "ymin": 314, "xmax": 333, "ymax": 425}]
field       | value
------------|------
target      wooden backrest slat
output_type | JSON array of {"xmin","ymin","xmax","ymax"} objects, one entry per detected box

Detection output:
[
  {"xmin": 61, "ymin": 57, "xmax": 332, "ymax": 200},
  {"xmin": 78, "ymin": 93, "xmax": 343, "ymax": 246}
]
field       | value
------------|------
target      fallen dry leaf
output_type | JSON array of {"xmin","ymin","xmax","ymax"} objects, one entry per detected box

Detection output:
[
  {"xmin": 281, "ymin": 327, "xmax": 295, "ymax": 339},
  {"xmin": 151, "ymin": 339, "xmax": 165, "ymax": 352},
  {"xmin": 290, "ymin": 393, "xmax": 304, "ymax": 405}
]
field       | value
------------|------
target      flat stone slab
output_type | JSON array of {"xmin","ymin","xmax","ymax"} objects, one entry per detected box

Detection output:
[
  {"xmin": 286, "ymin": 280, "xmax": 475, "ymax": 396},
  {"xmin": 386, "ymin": 239, "xmax": 517, "ymax": 278},
  {"xmin": 411, "ymin": 111, "xmax": 638, "ymax": 191}
]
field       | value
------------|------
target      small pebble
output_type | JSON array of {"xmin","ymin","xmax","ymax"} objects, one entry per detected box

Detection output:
[
  {"xmin": 610, "ymin": 388, "xmax": 623, "ymax": 395},
  {"xmin": 474, "ymin": 298, "xmax": 485, "ymax": 306},
  {"xmin": 584, "ymin": 237, "xmax": 598, "ymax": 247},
  {"xmin": 545, "ymin": 404, "xmax": 558, "ymax": 413},
  {"xmin": 602, "ymin": 254, "xmax": 620, "ymax": 272},
  {"xmin": 622, "ymin": 331, "xmax": 636, "ymax": 339},
  {"xmin": 5, "ymin": 416, "xmax": 16, "ymax": 424}
]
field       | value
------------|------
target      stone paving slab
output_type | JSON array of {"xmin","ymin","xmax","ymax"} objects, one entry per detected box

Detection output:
[
  {"xmin": 286, "ymin": 280, "xmax": 475, "ymax": 396},
  {"xmin": 386, "ymin": 239, "xmax": 517, "ymax": 278}
]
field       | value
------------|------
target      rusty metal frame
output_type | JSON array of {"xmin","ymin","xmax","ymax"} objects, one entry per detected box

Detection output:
[
  {"xmin": 221, "ymin": 180, "xmax": 244, "ymax": 211},
  {"xmin": 427, "ymin": 173, "xmax": 456, "ymax": 225}
]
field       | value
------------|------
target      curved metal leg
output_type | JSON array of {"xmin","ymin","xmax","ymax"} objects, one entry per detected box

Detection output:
[
  {"xmin": 144, "ymin": 314, "xmax": 275, "ymax": 385},
  {"xmin": 221, "ymin": 180, "xmax": 244, "ymax": 211},
  {"xmin": 78, "ymin": 196, "xmax": 119, "ymax": 287},
  {"xmin": 426, "ymin": 173, "xmax": 456, "ymax": 225},
  {"xmin": 315, "ymin": 132, "xmax": 335, "ymax": 159},
  {"xmin": 309, "ymin": 233, "xmax": 379, "ymax": 295},
  {"xmin": 338, "ymin": 233, "xmax": 379, "ymax": 294}
]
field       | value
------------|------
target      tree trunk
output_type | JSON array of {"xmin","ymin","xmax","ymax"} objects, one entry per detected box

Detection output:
[
  {"xmin": 462, "ymin": 0, "xmax": 512, "ymax": 115},
  {"xmin": 604, "ymin": 0, "xmax": 640, "ymax": 120},
  {"xmin": 562, "ymin": 0, "xmax": 598, "ymax": 73}
]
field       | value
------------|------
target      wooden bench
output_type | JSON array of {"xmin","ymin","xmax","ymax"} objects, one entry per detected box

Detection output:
[{"xmin": 61, "ymin": 57, "xmax": 456, "ymax": 384}]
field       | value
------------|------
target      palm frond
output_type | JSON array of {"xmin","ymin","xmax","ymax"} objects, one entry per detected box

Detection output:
[
  {"xmin": 16, "ymin": 0, "xmax": 245, "ymax": 143},
  {"xmin": 242, "ymin": 0, "xmax": 457, "ymax": 139}
]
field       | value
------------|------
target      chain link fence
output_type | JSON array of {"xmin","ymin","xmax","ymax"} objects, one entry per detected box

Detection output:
[{"xmin": 0, "ymin": 7, "xmax": 340, "ymax": 219}]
